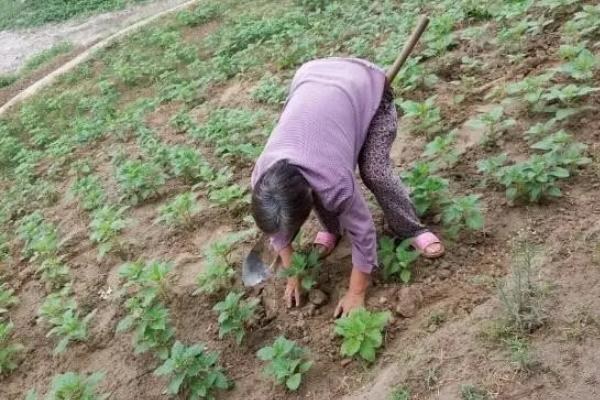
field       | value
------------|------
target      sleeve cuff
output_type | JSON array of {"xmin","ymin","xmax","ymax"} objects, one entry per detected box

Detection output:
[
  {"xmin": 351, "ymin": 251, "xmax": 377, "ymax": 274},
  {"xmin": 269, "ymin": 231, "xmax": 291, "ymax": 253}
]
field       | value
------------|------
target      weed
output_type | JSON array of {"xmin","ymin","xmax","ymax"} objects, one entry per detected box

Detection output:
[
  {"xmin": 460, "ymin": 384, "xmax": 490, "ymax": 400},
  {"xmin": 156, "ymin": 192, "xmax": 201, "ymax": 228},
  {"xmin": 401, "ymin": 163, "xmax": 449, "ymax": 216},
  {"xmin": 377, "ymin": 237, "xmax": 419, "ymax": 283},
  {"xmin": 155, "ymin": 340, "xmax": 230, "ymax": 399},
  {"xmin": 89, "ymin": 206, "xmax": 128, "ymax": 259},
  {"xmin": 0, "ymin": 283, "xmax": 18, "ymax": 315},
  {"xmin": 280, "ymin": 249, "xmax": 321, "ymax": 290},
  {"xmin": 0, "ymin": 321, "xmax": 23, "ymax": 375},
  {"xmin": 115, "ymin": 160, "xmax": 166, "ymax": 204},
  {"xmin": 504, "ymin": 336, "xmax": 539, "ymax": 373},
  {"xmin": 466, "ymin": 106, "xmax": 516, "ymax": 147},
  {"xmin": 441, "ymin": 195, "xmax": 485, "ymax": 238},
  {"xmin": 497, "ymin": 237, "xmax": 546, "ymax": 334},
  {"xmin": 252, "ymin": 74, "xmax": 288, "ymax": 105},
  {"xmin": 70, "ymin": 175, "xmax": 106, "ymax": 211},
  {"xmin": 47, "ymin": 371, "xmax": 107, "ymax": 400},
  {"xmin": 389, "ymin": 387, "xmax": 411, "ymax": 400},
  {"xmin": 398, "ymin": 96, "xmax": 443, "ymax": 136},
  {"xmin": 257, "ymin": 336, "xmax": 312, "ymax": 391},
  {"xmin": 213, "ymin": 292, "xmax": 259, "ymax": 345},
  {"xmin": 334, "ymin": 308, "xmax": 390, "ymax": 362}
]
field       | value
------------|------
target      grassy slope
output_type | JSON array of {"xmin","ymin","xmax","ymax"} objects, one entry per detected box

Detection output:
[
  {"xmin": 0, "ymin": 0, "xmax": 148, "ymax": 30},
  {"xmin": 1, "ymin": 0, "xmax": 599, "ymax": 399}
]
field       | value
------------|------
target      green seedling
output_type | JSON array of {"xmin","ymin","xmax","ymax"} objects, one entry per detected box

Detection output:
[
  {"xmin": 505, "ymin": 72, "xmax": 554, "ymax": 110},
  {"xmin": 531, "ymin": 130, "xmax": 591, "ymax": 170},
  {"xmin": 155, "ymin": 340, "xmax": 230, "ymax": 400},
  {"xmin": 70, "ymin": 174, "xmax": 106, "ymax": 211},
  {"xmin": 252, "ymin": 74, "xmax": 288, "ymax": 104},
  {"xmin": 466, "ymin": 106, "xmax": 516, "ymax": 147},
  {"xmin": 377, "ymin": 237, "xmax": 419, "ymax": 283},
  {"xmin": 495, "ymin": 156, "xmax": 570, "ymax": 203},
  {"xmin": 423, "ymin": 131, "xmax": 461, "ymax": 170},
  {"xmin": 280, "ymin": 249, "xmax": 320, "ymax": 290},
  {"xmin": 0, "ymin": 233, "xmax": 9, "ymax": 263},
  {"xmin": 423, "ymin": 14, "xmax": 456, "ymax": 57},
  {"xmin": 558, "ymin": 48, "xmax": 599, "ymax": 81},
  {"xmin": 39, "ymin": 289, "xmax": 92, "ymax": 354},
  {"xmin": 156, "ymin": 192, "xmax": 201, "ymax": 228},
  {"xmin": 477, "ymin": 153, "xmax": 509, "ymax": 185},
  {"xmin": 399, "ymin": 96, "xmax": 442, "ymax": 136},
  {"xmin": 89, "ymin": 206, "xmax": 128, "ymax": 259},
  {"xmin": 524, "ymin": 120, "xmax": 556, "ymax": 143},
  {"xmin": 394, "ymin": 57, "xmax": 438, "ymax": 93},
  {"xmin": 562, "ymin": 5, "xmax": 600, "ymax": 40},
  {"xmin": 208, "ymin": 184, "xmax": 248, "ymax": 208},
  {"xmin": 0, "ymin": 283, "xmax": 18, "ymax": 315},
  {"xmin": 176, "ymin": 2, "xmax": 223, "ymax": 27},
  {"xmin": 37, "ymin": 257, "xmax": 71, "ymax": 290},
  {"xmin": 195, "ymin": 234, "xmax": 249, "ymax": 295},
  {"xmin": 0, "ymin": 321, "xmax": 24, "ymax": 375},
  {"xmin": 401, "ymin": 162, "xmax": 449, "ymax": 216},
  {"xmin": 441, "ymin": 195, "xmax": 485, "ymax": 238},
  {"xmin": 116, "ymin": 160, "xmax": 166, "ymax": 204},
  {"xmin": 169, "ymin": 146, "xmax": 207, "ymax": 183},
  {"xmin": 257, "ymin": 336, "xmax": 312, "ymax": 391},
  {"xmin": 334, "ymin": 308, "xmax": 390, "ymax": 362},
  {"xmin": 213, "ymin": 292, "xmax": 259, "ymax": 345},
  {"xmin": 17, "ymin": 212, "xmax": 59, "ymax": 261},
  {"xmin": 117, "ymin": 294, "xmax": 174, "ymax": 359},
  {"xmin": 119, "ymin": 260, "xmax": 173, "ymax": 300},
  {"xmin": 46, "ymin": 371, "xmax": 108, "ymax": 400}
]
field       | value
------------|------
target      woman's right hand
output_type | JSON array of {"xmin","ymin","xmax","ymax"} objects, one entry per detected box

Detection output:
[{"xmin": 284, "ymin": 276, "xmax": 302, "ymax": 308}]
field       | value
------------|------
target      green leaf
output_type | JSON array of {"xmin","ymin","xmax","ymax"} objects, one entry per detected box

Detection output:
[
  {"xmin": 359, "ymin": 344, "xmax": 376, "ymax": 363},
  {"xmin": 400, "ymin": 269, "xmax": 411, "ymax": 283},
  {"xmin": 257, "ymin": 346, "xmax": 275, "ymax": 361},
  {"xmin": 340, "ymin": 337, "xmax": 361, "ymax": 356},
  {"xmin": 286, "ymin": 373, "xmax": 302, "ymax": 391}
]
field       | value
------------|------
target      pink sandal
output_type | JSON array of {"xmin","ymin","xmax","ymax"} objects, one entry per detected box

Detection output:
[
  {"xmin": 411, "ymin": 231, "xmax": 445, "ymax": 259},
  {"xmin": 313, "ymin": 231, "xmax": 338, "ymax": 257}
]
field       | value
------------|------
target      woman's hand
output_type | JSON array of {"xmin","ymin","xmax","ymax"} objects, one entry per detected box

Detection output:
[
  {"xmin": 334, "ymin": 290, "xmax": 365, "ymax": 317},
  {"xmin": 279, "ymin": 245, "xmax": 302, "ymax": 309},
  {"xmin": 334, "ymin": 267, "xmax": 370, "ymax": 318},
  {"xmin": 284, "ymin": 276, "xmax": 302, "ymax": 308}
]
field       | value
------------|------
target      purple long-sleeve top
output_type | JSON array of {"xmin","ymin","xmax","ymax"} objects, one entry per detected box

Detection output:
[{"xmin": 251, "ymin": 57, "xmax": 387, "ymax": 273}]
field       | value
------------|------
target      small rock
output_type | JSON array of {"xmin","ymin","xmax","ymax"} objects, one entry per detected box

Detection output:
[
  {"xmin": 308, "ymin": 289, "xmax": 328, "ymax": 306},
  {"xmin": 394, "ymin": 286, "xmax": 423, "ymax": 318},
  {"xmin": 379, "ymin": 297, "xmax": 388, "ymax": 305},
  {"xmin": 438, "ymin": 269, "xmax": 452, "ymax": 280},
  {"xmin": 306, "ymin": 303, "xmax": 317, "ymax": 317},
  {"xmin": 432, "ymin": 214, "xmax": 442, "ymax": 224},
  {"xmin": 340, "ymin": 358, "xmax": 353, "ymax": 367}
]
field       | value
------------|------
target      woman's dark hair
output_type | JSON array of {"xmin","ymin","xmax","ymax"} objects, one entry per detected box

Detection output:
[{"xmin": 252, "ymin": 159, "xmax": 313, "ymax": 237}]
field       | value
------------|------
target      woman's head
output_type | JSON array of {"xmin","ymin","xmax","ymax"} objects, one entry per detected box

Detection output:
[{"xmin": 252, "ymin": 159, "xmax": 313, "ymax": 238}]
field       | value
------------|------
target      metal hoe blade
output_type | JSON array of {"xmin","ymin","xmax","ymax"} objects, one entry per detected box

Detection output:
[{"xmin": 242, "ymin": 235, "xmax": 275, "ymax": 287}]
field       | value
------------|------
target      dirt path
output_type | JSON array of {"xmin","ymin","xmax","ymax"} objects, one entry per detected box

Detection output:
[{"xmin": 0, "ymin": 0, "xmax": 192, "ymax": 74}]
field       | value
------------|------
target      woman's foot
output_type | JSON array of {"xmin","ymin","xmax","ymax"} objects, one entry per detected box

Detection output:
[
  {"xmin": 411, "ymin": 231, "xmax": 445, "ymax": 259},
  {"xmin": 313, "ymin": 231, "xmax": 338, "ymax": 258}
]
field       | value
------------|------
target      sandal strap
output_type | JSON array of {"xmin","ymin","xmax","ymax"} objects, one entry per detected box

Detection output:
[
  {"xmin": 411, "ymin": 231, "xmax": 441, "ymax": 251},
  {"xmin": 314, "ymin": 231, "xmax": 338, "ymax": 253}
]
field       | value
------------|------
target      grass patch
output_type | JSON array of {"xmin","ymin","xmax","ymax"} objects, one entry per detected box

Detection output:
[
  {"xmin": 0, "ymin": 74, "xmax": 18, "ymax": 89},
  {"xmin": 0, "ymin": 0, "xmax": 148, "ymax": 30},
  {"xmin": 23, "ymin": 42, "xmax": 74, "ymax": 72}
]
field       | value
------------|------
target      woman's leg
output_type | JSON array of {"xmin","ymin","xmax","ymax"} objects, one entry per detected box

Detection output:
[{"xmin": 358, "ymin": 86, "xmax": 426, "ymax": 238}]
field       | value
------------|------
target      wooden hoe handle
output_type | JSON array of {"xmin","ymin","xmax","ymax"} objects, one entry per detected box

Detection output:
[{"xmin": 385, "ymin": 15, "xmax": 430, "ymax": 83}]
